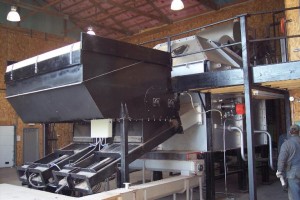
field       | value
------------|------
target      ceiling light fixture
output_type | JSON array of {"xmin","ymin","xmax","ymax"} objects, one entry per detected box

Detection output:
[
  {"xmin": 7, "ymin": 6, "xmax": 21, "ymax": 22},
  {"xmin": 87, "ymin": 27, "xmax": 96, "ymax": 35},
  {"xmin": 171, "ymin": 0, "xmax": 184, "ymax": 11}
]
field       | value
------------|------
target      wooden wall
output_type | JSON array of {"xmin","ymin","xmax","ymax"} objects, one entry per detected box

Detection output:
[
  {"xmin": 285, "ymin": 0, "xmax": 300, "ymax": 61},
  {"xmin": 285, "ymin": 0, "xmax": 300, "ymax": 125},
  {"xmin": 0, "ymin": 24, "xmax": 75, "ymax": 165},
  {"xmin": 290, "ymin": 90, "xmax": 300, "ymax": 124}
]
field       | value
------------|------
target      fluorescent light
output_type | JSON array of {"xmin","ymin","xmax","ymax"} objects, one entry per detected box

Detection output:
[
  {"xmin": 7, "ymin": 6, "xmax": 21, "ymax": 22},
  {"xmin": 87, "ymin": 27, "xmax": 96, "ymax": 35},
  {"xmin": 171, "ymin": 0, "xmax": 184, "ymax": 11}
]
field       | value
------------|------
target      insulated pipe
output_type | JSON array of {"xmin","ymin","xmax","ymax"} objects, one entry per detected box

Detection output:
[
  {"xmin": 254, "ymin": 130, "xmax": 274, "ymax": 170},
  {"xmin": 228, "ymin": 126, "xmax": 246, "ymax": 161}
]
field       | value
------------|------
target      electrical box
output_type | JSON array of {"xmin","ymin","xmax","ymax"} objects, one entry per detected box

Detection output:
[{"xmin": 91, "ymin": 119, "xmax": 113, "ymax": 138}]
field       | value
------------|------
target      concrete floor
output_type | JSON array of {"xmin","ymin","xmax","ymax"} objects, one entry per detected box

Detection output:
[
  {"xmin": 0, "ymin": 167, "xmax": 21, "ymax": 186},
  {"xmin": 0, "ymin": 167, "xmax": 288, "ymax": 200}
]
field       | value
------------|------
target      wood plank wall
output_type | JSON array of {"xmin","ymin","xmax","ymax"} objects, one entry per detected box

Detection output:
[
  {"xmin": 285, "ymin": 0, "xmax": 300, "ymax": 125},
  {"xmin": 290, "ymin": 90, "xmax": 300, "ymax": 125},
  {"xmin": 285, "ymin": 0, "xmax": 300, "ymax": 61}
]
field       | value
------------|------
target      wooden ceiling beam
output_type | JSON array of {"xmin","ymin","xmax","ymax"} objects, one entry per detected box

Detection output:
[
  {"xmin": 69, "ymin": 4, "xmax": 95, "ymax": 17},
  {"xmin": 38, "ymin": 0, "xmax": 85, "ymax": 33},
  {"xmin": 101, "ymin": 0, "xmax": 171, "ymax": 24},
  {"xmin": 22, "ymin": 0, "xmax": 64, "ymax": 20},
  {"xmin": 93, "ymin": 1, "xmax": 147, "ymax": 22},
  {"xmin": 81, "ymin": 0, "xmax": 131, "ymax": 20},
  {"xmin": 61, "ymin": 0, "xmax": 84, "ymax": 12},
  {"xmin": 1, "ymin": 0, "xmax": 84, "ymax": 33},
  {"xmin": 197, "ymin": 0, "xmax": 219, "ymax": 10},
  {"xmin": 119, "ymin": 3, "xmax": 205, "ymax": 35},
  {"xmin": 0, "ymin": 0, "xmax": 67, "ymax": 18},
  {"xmin": 121, "ymin": 16, "xmax": 161, "ymax": 34},
  {"xmin": 146, "ymin": 0, "xmax": 172, "ymax": 24},
  {"xmin": 88, "ymin": 0, "xmax": 133, "ymax": 35},
  {"xmin": 68, "ymin": 14, "xmax": 130, "ymax": 35},
  {"xmin": 67, "ymin": 18, "xmax": 129, "ymax": 35}
]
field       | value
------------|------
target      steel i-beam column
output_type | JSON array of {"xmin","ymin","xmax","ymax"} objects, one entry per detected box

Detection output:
[
  {"xmin": 237, "ymin": 149, "xmax": 247, "ymax": 191},
  {"xmin": 240, "ymin": 15, "xmax": 257, "ymax": 200},
  {"xmin": 205, "ymin": 93, "xmax": 215, "ymax": 200},
  {"xmin": 261, "ymin": 146, "xmax": 270, "ymax": 183},
  {"xmin": 120, "ymin": 103, "xmax": 129, "ymax": 186},
  {"xmin": 284, "ymin": 91, "xmax": 291, "ymax": 133}
]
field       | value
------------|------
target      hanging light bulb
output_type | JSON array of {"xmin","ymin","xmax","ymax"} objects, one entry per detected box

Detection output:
[
  {"xmin": 87, "ymin": 27, "xmax": 96, "ymax": 35},
  {"xmin": 171, "ymin": 0, "xmax": 184, "ymax": 11},
  {"xmin": 7, "ymin": 6, "xmax": 21, "ymax": 22}
]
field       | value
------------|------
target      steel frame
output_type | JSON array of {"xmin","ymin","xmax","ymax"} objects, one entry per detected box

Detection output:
[
  {"xmin": 205, "ymin": 93, "xmax": 215, "ymax": 200},
  {"xmin": 138, "ymin": 7, "xmax": 299, "ymax": 200},
  {"xmin": 240, "ymin": 14, "xmax": 257, "ymax": 200},
  {"xmin": 172, "ymin": 62, "xmax": 300, "ymax": 92}
]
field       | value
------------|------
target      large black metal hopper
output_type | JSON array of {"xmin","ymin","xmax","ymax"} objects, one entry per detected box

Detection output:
[{"xmin": 5, "ymin": 33, "xmax": 175, "ymax": 123}]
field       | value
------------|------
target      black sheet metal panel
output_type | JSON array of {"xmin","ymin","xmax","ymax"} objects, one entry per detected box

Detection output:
[
  {"xmin": 4, "ymin": 51, "xmax": 81, "ymax": 83},
  {"xmin": 5, "ymin": 33, "xmax": 175, "ymax": 123},
  {"xmin": 80, "ymin": 33, "xmax": 175, "ymax": 119},
  {"xmin": 5, "ymin": 65, "xmax": 98, "ymax": 123},
  {"xmin": 114, "ymin": 120, "xmax": 170, "ymax": 143},
  {"xmin": 172, "ymin": 69, "xmax": 244, "ymax": 92},
  {"xmin": 172, "ymin": 61, "xmax": 300, "ymax": 92},
  {"xmin": 7, "ymin": 83, "xmax": 102, "ymax": 122},
  {"xmin": 6, "ymin": 65, "xmax": 83, "ymax": 96}
]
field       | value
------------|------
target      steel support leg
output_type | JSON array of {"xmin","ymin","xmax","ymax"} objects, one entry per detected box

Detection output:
[
  {"xmin": 237, "ymin": 149, "xmax": 247, "ymax": 191},
  {"xmin": 120, "ymin": 103, "xmax": 129, "ymax": 186},
  {"xmin": 44, "ymin": 123, "xmax": 50, "ymax": 155},
  {"xmin": 240, "ymin": 15, "xmax": 257, "ymax": 200},
  {"xmin": 261, "ymin": 146, "xmax": 269, "ymax": 183},
  {"xmin": 190, "ymin": 188, "xmax": 193, "ymax": 200},
  {"xmin": 186, "ymin": 180, "xmax": 190, "ymax": 200},
  {"xmin": 199, "ymin": 177, "xmax": 203, "ymax": 200},
  {"xmin": 284, "ymin": 91, "xmax": 291, "ymax": 133},
  {"xmin": 116, "ymin": 168, "xmax": 122, "ymax": 188},
  {"xmin": 205, "ymin": 93, "xmax": 215, "ymax": 200}
]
